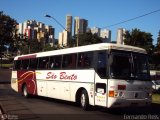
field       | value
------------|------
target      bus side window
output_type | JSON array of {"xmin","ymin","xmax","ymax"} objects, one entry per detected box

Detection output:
[
  {"xmin": 21, "ymin": 59, "xmax": 30, "ymax": 70},
  {"xmin": 62, "ymin": 54, "xmax": 77, "ymax": 69},
  {"xmin": 78, "ymin": 52, "xmax": 93, "ymax": 68},
  {"xmin": 49, "ymin": 56, "xmax": 62, "ymax": 69},
  {"xmin": 30, "ymin": 58, "xmax": 38, "ymax": 69},
  {"xmin": 14, "ymin": 60, "xmax": 21, "ymax": 70},
  {"xmin": 70, "ymin": 54, "xmax": 77, "ymax": 68},
  {"xmin": 38, "ymin": 57, "xmax": 49, "ymax": 69},
  {"xmin": 97, "ymin": 51, "xmax": 107, "ymax": 78}
]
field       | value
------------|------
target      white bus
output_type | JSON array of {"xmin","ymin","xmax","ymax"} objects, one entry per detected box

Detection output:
[{"xmin": 11, "ymin": 43, "xmax": 152, "ymax": 110}]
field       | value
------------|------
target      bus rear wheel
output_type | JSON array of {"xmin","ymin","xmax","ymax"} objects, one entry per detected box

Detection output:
[
  {"xmin": 22, "ymin": 85, "xmax": 29, "ymax": 98},
  {"xmin": 80, "ymin": 90, "xmax": 89, "ymax": 110}
]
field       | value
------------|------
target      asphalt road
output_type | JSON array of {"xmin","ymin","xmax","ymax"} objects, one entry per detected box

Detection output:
[
  {"xmin": 0, "ymin": 84, "xmax": 125, "ymax": 120},
  {"xmin": 0, "ymin": 69, "xmax": 160, "ymax": 120},
  {"xmin": 0, "ymin": 69, "xmax": 11, "ymax": 84}
]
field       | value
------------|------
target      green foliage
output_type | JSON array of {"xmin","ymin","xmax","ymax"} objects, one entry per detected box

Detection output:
[
  {"xmin": 0, "ymin": 11, "xmax": 17, "ymax": 52},
  {"xmin": 124, "ymin": 29, "xmax": 160, "ymax": 69},
  {"xmin": 152, "ymin": 94, "xmax": 160, "ymax": 104},
  {"xmin": 43, "ymin": 43, "xmax": 54, "ymax": 51},
  {"xmin": 156, "ymin": 31, "xmax": 160, "ymax": 51},
  {"xmin": 11, "ymin": 33, "xmax": 27, "ymax": 53},
  {"xmin": 124, "ymin": 28, "xmax": 154, "ymax": 54},
  {"xmin": 74, "ymin": 32, "xmax": 103, "ymax": 46},
  {"xmin": 152, "ymin": 31, "xmax": 160, "ymax": 69},
  {"xmin": 24, "ymin": 39, "xmax": 44, "ymax": 54},
  {"xmin": 13, "ymin": 33, "xmax": 44, "ymax": 54},
  {"xmin": 1, "ymin": 64, "xmax": 12, "ymax": 68}
]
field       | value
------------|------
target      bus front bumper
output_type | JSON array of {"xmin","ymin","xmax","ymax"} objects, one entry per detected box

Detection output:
[{"xmin": 107, "ymin": 98, "xmax": 151, "ymax": 108}]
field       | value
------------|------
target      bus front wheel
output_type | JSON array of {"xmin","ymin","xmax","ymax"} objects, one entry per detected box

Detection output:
[{"xmin": 80, "ymin": 90, "xmax": 89, "ymax": 110}]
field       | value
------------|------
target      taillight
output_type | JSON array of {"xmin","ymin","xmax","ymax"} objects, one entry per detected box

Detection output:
[
  {"xmin": 109, "ymin": 91, "xmax": 114, "ymax": 97},
  {"xmin": 118, "ymin": 85, "xmax": 126, "ymax": 90}
]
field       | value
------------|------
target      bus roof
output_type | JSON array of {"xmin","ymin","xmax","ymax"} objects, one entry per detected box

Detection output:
[{"xmin": 14, "ymin": 43, "xmax": 147, "ymax": 60}]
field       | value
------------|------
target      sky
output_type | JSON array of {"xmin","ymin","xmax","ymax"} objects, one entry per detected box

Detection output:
[{"xmin": 0, "ymin": 0, "xmax": 160, "ymax": 44}]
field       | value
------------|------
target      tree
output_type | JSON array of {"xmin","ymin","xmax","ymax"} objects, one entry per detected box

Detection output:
[
  {"xmin": 124, "ymin": 28, "xmax": 154, "ymax": 54},
  {"xmin": 10, "ymin": 33, "xmax": 27, "ymax": 54},
  {"xmin": 43, "ymin": 43, "xmax": 54, "ymax": 51},
  {"xmin": 75, "ymin": 32, "xmax": 103, "ymax": 46},
  {"xmin": 156, "ymin": 30, "xmax": 160, "ymax": 51},
  {"xmin": 152, "ymin": 31, "xmax": 160, "ymax": 69},
  {"xmin": 13, "ymin": 35, "xmax": 44, "ymax": 55},
  {"xmin": 0, "ymin": 11, "xmax": 17, "ymax": 53},
  {"xmin": 27, "ymin": 39, "xmax": 44, "ymax": 54}
]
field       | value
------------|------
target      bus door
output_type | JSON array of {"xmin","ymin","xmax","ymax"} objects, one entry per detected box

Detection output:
[{"xmin": 94, "ymin": 51, "xmax": 107, "ymax": 107}]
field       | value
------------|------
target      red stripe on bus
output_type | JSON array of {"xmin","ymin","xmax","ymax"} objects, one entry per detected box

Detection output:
[
  {"xmin": 17, "ymin": 70, "xmax": 37, "ymax": 95},
  {"xmin": 18, "ymin": 54, "xmax": 36, "ymax": 60}
]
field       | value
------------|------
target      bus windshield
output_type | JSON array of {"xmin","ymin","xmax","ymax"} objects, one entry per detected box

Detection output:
[
  {"xmin": 110, "ymin": 51, "xmax": 150, "ymax": 80},
  {"xmin": 132, "ymin": 53, "xmax": 150, "ymax": 80}
]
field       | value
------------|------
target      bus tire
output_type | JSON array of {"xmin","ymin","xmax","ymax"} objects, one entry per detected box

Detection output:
[
  {"xmin": 22, "ymin": 84, "xmax": 29, "ymax": 98},
  {"xmin": 80, "ymin": 90, "xmax": 89, "ymax": 110}
]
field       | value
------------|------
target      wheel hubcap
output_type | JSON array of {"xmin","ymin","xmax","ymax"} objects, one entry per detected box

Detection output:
[
  {"xmin": 24, "ymin": 87, "xmax": 27, "ymax": 96},
  {"xmin": 81, "ymin": 94, "xmax": 85, "ymax": 107}
]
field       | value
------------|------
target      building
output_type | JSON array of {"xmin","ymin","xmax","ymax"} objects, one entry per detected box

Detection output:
[
  {"xmin": 91, "ymin": 27, "xmax": 100, "ymax": 36},
  {"xmin": 116, "ymin": 28, "xmax": 126, "ymax": 44},
  {"xmin": 91, "ymin": 27, "xmax": 111, "ymax": 43},
  {"xmin": 58, "ymin": 30, "xmax": 68, "ymax": 47},
  {"xmin": 74, "ymin": 17, "xmax": 88, "ymax": 35},
  {"xmin": 74, "ymin": 17, "xmax": 80, "ymax": 35},
  {"xmin": 100, "ymin": 29, "xmax": 111, "ymax": 43},
  {"xmin": 17, "ymin": 20, "xmax": 55, "ymax": 45},
  {"xmin": 22, "ymin": 20, "xmax": 29, "ymax": 35},
  {"xmin": 45, "ymin": 25, "xmax": 55, "ymax": 45},
  {"xmin": 66, "ymin": 15, "xmax": 72, "ymax": 36},
  {"xmin": 18, "ymin": 23, "xmax": 23, "ymax": 35},
  {"xmin": 80, "ymin": 18, "xmax": 88, "ymax": 34}
]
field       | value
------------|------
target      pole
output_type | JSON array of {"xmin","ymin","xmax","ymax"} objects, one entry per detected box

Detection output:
[
  {"xmin": 45, "ymin": 14, "xmax": 67, "ymax": 31},
  {"xmin": 76, "ymin": 29, "xmax": 79, "ymax": 47},
  {"xmin": 77, "ymin": 33, "xmax": 79, "ymax": 47},
  {"xmin": 45, "ymin": 14, "xmax": 70, "ymax": 47}
]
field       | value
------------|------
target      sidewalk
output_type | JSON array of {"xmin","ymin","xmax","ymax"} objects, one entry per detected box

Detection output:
[{"xmin": 0, "ymin": 84, "xmax": 39, "ymax": 120}]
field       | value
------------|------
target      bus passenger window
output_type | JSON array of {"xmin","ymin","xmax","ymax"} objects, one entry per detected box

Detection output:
[
  {"xmin": 78, "ymin": 52, "xmax": 93, "ymax": 68},
  {"xmin": 49, "ymin": 56, "xmax": 62, "ymax": 69},
  {"xmin": 30, "ymin": 58, "xmax": 38, "ymax": 69},
  {"xmin": 38, "ymin": 57, "xmax": 49, "ymax": 69},
  {"xmin": 14, "ymin": 60, "xmax": 21, "ymax": 70},
  {"xmin": 62, "ymin": 54, "xmax": 77, "ymax": 69},
  {"xmin": 97, "ymin": 51, "xmax": 107, "ymax": 78},
  {"xmin": 22, "ymin": 59, "xmax": 30, "ymax": 70}
]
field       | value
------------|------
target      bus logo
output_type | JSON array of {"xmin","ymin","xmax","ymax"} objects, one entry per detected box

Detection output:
[{"xmin": 46, "ymin": 72, "xmax": 77, "ymax": 80}]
